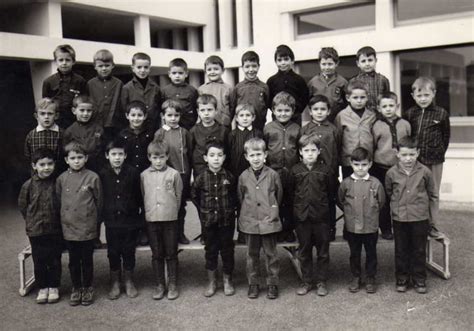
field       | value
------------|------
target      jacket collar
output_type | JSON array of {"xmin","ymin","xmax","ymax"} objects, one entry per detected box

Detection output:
[
  {"xmin": 238, "ymin": 125, "xmax": 253, "ymax": 131},
  {"xmin": 351, "ymin": 173, "xmax": 370, "ymax": 181},
  {"xmin": 36, "ymin": 124, "xmax": 59, "ymax": 132}
]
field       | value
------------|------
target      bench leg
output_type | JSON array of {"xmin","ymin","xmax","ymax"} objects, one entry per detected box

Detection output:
[
  {"xmin": 425, "ymin": 237, "xmax": 451, "ymax": 280},
  {"xmin": 18, "ymin": 250, "xmax": 35, "ymax": 296}
]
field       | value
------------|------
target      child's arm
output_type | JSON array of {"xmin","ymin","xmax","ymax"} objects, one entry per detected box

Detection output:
[
  {"xmin": 23, "ymin": 132, "xmax": 31, "ymax": 161},
  {"xmin": 237, "ymin": 175, "xmax": 245, "ymax": 204},
  {"xmin": 174, "ymin": 171, "xmax": 183, "ymax": 212},
  {"xmin": 384, "ymin": 171, "xmax": 393, "ymax": 203},
  {"xmin": 42, "ymin": 78, "xmax": 52, "ymax": 98},
  {"xmin": 18, "ymin": 180, "xmax": 31, "ymax": 220},
  {"xmin": 425, "ymin": 169, "xmax": 439, "ymax": 225},
  {"xmin": 274, "ymin": 171, "xmax": 283, "ymax": 205},
  {"xmin": 120, "ymin": 85, "xmax": 130, "ymax": 116},
  {"xmin": 381, "ymin": 75, "xmax": 390, "ymax": 94},
  {"xmin": 190, "ymin": 175, "xmax": 201, "ymax": 212},
  {"xmin": 442, "ymin": 113, "xmax": 451, "ymax": 153},
  {"xmin": 93, "ymin": 175, "xmax": 103, "ymax": 216},
  {"xmin": 376, "ymin": 181, "xmax": 386, "ymax": 209},
  {"xmin": 55, "ymin": 176, "xmax": 62, "ymax": 212},
  {"xmin": 336, "ymin": 180, "xmax": 346, "ymax": 211}
]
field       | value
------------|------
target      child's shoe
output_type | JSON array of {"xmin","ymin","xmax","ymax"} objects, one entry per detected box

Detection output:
[
  {"xmin": 349, "ymin": 277, "xmax": 361, "ymax": 293},
  {"xmin": 296, "ymin": 283, "xmax": 312, "ymax": 295},
  {"xmin": 366, "ymin": 278, "xmax": 376, "ymax": 294},
  {"xmin": 178, "ymin": 233, "xmax": 190, "ymax": 245},
  {"xmin": 36, "ymin": 288, "xmax": 48, "ymax": 304},
  {"xmin": 413, "ymin": 281, "xmax": 427, "ymax": 294},
  {"xmin": 396, "ymin": 280, "xmax": 408, "ymax": 292},
  {"xmin": 248, "ymin": 285, "xmax": 259, "ymax": 299},
  {"xmin": 81, "ymin": 287, "xmax": 94, "ymax": 306},
  {"xmin": 152, "ymin": 284, "xmax": 165, "ymax": 300},
  {"xmin": 267, "ymin": 285, "xmax": 278, "ymax": 299},
  {"xmin": 47, "ymin": 288, "xmax": 60, "ymax": 303},
  {"xmin": 223, "ymin": 273, "xmax": 235, "ymax": 296},
  {"xmin": 204, "ymin": 270, "xmax": 217, "ymax": 297},
  {"xmin": 167, "ymin": 282, "xmax": 179, "ymax": 300},
  {"xmin": 316, "ymin": 282, "xmax": 328, "ymax": 296},
  {"xmin": 69, "ymin": 287, "xmax": 82, "ymax": 306},
  {"xmin": 108, "ymin": 270, "xmax": 121, "ymax": 300},
  {"xmin": 123, "ymin": 270, "xmax": 138, "ymax": 298}
]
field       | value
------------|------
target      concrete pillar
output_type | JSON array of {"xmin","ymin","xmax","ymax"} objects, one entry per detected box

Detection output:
[
  {"xmin": 157, "ymin": 30, "xmax": 170, "ymax": 49},
  {"xmin": 134, "ymin": 15, "xmax": 151, "ymax": 48},
  {"xmin": 235, "ymin": 0, "xmax": 250, "ymax": 47},
  {"xmin": 218, "ymin": 0, "xmax": 233, "ymax": 49},
  {"xmin": 187, "ymin": 27, "xmax": 201, "ymax": 51},
  {"xmin": 203, "ymin": 1, "xmax": 217, "ymax": 52},
  {"xmin": 376, "ymin": 51, "xmax": 396, "ymax": 93},
  {"xmin": 280, "ymin": 12, "xmax": 293, "ymax": 44},
  {"xmin": 46, "ymin": 1, "xmax": 62, "ymax": 38},
  {"xmin": 30, "ymin": 61, "xmax": 55, "ymax": 103},
  {"xmin": 188, "ymin": 71, "xmax": 201, "ymax": 89},
  {"xmin": 222, "ymin": 69, "xmax": 235, "ymax": 86},
  {"xmin": 172, "ymin": 29, "xmax": 185, "ymax": 50},
  {"xmin": 376, "ymin": 0, "xmax": 395, "ymax": 32}
]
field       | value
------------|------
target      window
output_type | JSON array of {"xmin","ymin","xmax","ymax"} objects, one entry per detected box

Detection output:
[
  {"xmin": 396, "ymin": 0, "xmax": 474, "ymax": 22},
  {"xmin": 295, "ymin": 1, "xmax": 375, "ymax": 36}
]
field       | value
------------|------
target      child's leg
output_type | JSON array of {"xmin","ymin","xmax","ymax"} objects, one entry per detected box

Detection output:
[
  {"xmin": 261, "ymin": 233, "xmax": 280, "ymax": 286},
  {"xmin": 147, "ymin": 222, "xmax": 165, "ymax": 286},
  {"xmin": 46, "ymin": 235, "xmax": 63, "ymax": 289},
  {"xmin": 66, "ymin": 241, "xmax": 83, "ymax": 289},
  {"xmin": 314, "ymin": 223, "xmax": 330, "ymax": 284},
  {"xmin": 409, "ymin": 220, "xmax": 429, "ymax": 285},
  {"xmin": 246, "ymin": 234, "xmax": 262, "ymax": 285},
  {"xmin": 219, "ymin": 223, "xmax": 235, "ymax": 276},
  {"xmin": 122, "ymin": 228, "xmax": 139, "ymax": 272},
  {"xmin": 295, "ymin": 221, "xmax": 314, "ymax": 285},
  {"xmin": 204, "ymin": 223, "xmax": 220, "ymax": 272},
  {"xmin": 345, "ymin": 232, "xmax": 363, "ymax": 278},
  {"xmin": 80, "ymin": 239, "xmax": 95, "ymax": 288},
  {"xmin": 162, "ymin": 221, "xmax": 179, "ymax": 282},
  {"xmin": 393, "ymin": 221, "xmax": 411, "ymax": 284},
  {"xmin": 105, "ymin": 227, "xmax": 122, "ymax": 272},
  {"xmin": 426, "ymin": 163, "xmax": 442, "ymax": 230},
  {"xmin": 363, "ymin": 232, "xmax": 378, "ymax": 280},
  {"xmin": 29, "ymin": 236, "xmax": 49, "ymax": 290}
]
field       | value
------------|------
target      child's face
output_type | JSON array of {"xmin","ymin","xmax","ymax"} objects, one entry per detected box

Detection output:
[
  {"xmin": 275, "ymin": 55, "xmax": 293, "ymax": 72},
  {"xmin": 242, "ymin": 61, "xmax": 259, "ymax": 81},
  {"xmin": 300, "ymin": 143, "xmax": 320, "ymax": 166},
  {"xmin": 245, "ymin": 148, "xmax": 267, "ymax": 170},
  {"xmin": 205, "ymin": 63, "xmax": 224, "ymax": 82},
  {"xmin": 378, "ymin": 98, "xmax": 398, "ymax": 121},
  {"xmin": 203, "ymin": 147, "xmax": 226, "ymax": 172},
  {"xmin": 168, "ymin": 66, "xmax": 188, "ymax": 85},
  {"xmin": 55, "ymin": 52, "xmax": 74, "ymax": 74},
  {"xmin": 235, "ymin": 109, "xmax": 255, "ymax": 128},
  {"xmin": 35, "ymin": 107, "xmax": 57, "ymax": 129},
  {"xmin": 163, "ymin": 108, "xmax": 180, "ymax": 128},
  {"xmin": 131, "ymin": 59, "xmax": 151, "ymax": 79},
  {"xmin": 350, "ymin": 159, "xmax": 372, "ymax": 178},
  {"xmin": 356, "ymin": 54, "xmax": 377, "ymax": 73},
  {"xmin": 309, "ymin": 101, "xmax": 330, "ymax": 123},
  {"xmin": 272, "ymin": 104, "xmax": 294, "ymax": 123},
  {"xmin": 412, "ymin": 88, "xmax": 436, "ymax": 109},
  {"xmin": 126, "ymin": 108, "xmax": 147, "ymax": 130},
  {"xmin": 397, "ymin": 147, "xmax": 419, "ymax": 169},
  {"xmin": 94, "ymin": 60, "xmax": 114, "ymax": 79},
  {"xmin": 72, "ymin": 103, "xmax": 94, "ymax": 123},
  {"xmin": 347, "ymin": 89, "xmax": 368, "ymax": 110},
  {"xmin": 319, "ymin": 58, "xmax": 337, "ymax": 76},
  {"xmin": 106, "ymin": 148, "xmax": 126, "ymax": 169},
  {"xmin": 32, "ymin": 157, "xmax": 55, "ymax": 179},
  {"xmin": 197, "ymin": 103, "xmax": 217, "ymax": 125},
  {"xmin": 65, "ymin": 151, "xmax": 88, "ymax": 171},
  {"xmin": 148, "ymin": 153, "xmax": 168, "ymax": 171}
]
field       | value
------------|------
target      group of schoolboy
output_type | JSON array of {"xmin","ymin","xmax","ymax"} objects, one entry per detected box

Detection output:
[{"xmin": 19, "ymin": 42, "xmax": 450, "ymax": 306}]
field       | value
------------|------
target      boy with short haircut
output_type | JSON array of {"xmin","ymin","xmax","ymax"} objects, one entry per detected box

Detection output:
[
  {"xmin": 121, "ymin": 52, "xmax": 161, "ymax": 131},
  {"xmin": 43, "ymin": 44, "xmax": 87, "ymax": 128},
  {"xmin": 154, "ymin": 99, "xmax": 192, "ymax": 244},
  {"xmin": 266, "ymin": 44, "xmax": 309, "ymax": 124},
  {"xmin": 290, "ymin": 135, "xmax": 337, "ymax": 297},
  {"xmin": 56, "ymin": 142, "xmax": 103, "ymax": 306},
  {"xmin": 64, "ymin": 95, "xmax": 104, "ymax": 173},
  {"xmin": 231, "ymin": 51, "xmax": 270, "ymax": 131},
  {"xmin": 98, "ymin": 138, "xmax": 142, "ymax": 300},
  {"xmin": 307, "ymin": 47, "xmax": 348, "ymax": 122},
  {"xmin": 161, "ymin": 58, "xmax": 199, "ymax": 131},
  {"xmin": 238, "ymin": 138, "xmax": 283, "ymax": 300},
  {"xmin": 87, "ymin": 49, "xmax": 124, "ymax": 140},
  {"xmin": 385, "ymin": 137, "xmax": 438, "ymax": 294},
  {"xmin": 349, "ymin": 46, "xmax": 390, "ymax": 111},
  {"xmin": 264, "ymin": 91, "xmax": 301, "ymax": 242},
  {"xmin": 335, "ymin": 80, "xmax": 377, "ymax": 178},
  {"xmin": 191, "ymin": 142, "xmax": 237, "ymax": 297},
  {"xmin": 24, "ymin": 98, "xmax": 64, "ymax": 166},
  {"xmin": 338, "ymin": 147, "xmax": 385, "ymax": 294},
  {"xmin": 403, "ymin": 76, "xmax": 449, "ymax": 238},
  {"xmin": 198, "ymin": 55, "xmax": 233, "ymax": 128},
  {"xmin": 141, "ymin": 141, "xmax": 183, "ymax": 300},
  {"xmin": 372, "ymin": 92, "xmax": 411, "ymax": 240},
  {"xmin": 18, "ymin": 148, "xmax": 62, "ymax": 304},
  {"xmin": 302, "ymin": 95, "xmax": 340, "ymax": 240}
]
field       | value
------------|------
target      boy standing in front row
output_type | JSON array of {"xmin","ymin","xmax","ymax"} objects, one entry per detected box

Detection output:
[
  {"xmin": 56, "ymin": 142, "xmax": 103, "ymax": 306},
  {"xmin": 238, "ymin": 138, "xmax": 283, "ymax": 300},
  {"xmin": 18, "ymin": 148, "xmax": 62, "ymax": 304},
  {"xmin": 338, "ymin": 148, "xmax": 385, "ymax": 294},
  {"xmin": 385, "ymin": 137, "xmax": 438, "ymax": 294}
]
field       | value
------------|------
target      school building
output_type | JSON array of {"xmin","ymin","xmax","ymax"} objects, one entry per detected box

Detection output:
[{"xmin": 0, "ymin": 0, "xmax": 472, "ymax": 202}]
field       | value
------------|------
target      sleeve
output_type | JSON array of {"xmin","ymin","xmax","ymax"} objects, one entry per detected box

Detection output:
[
  {"xmin": 328, "ymin": 170, "xmax": 338, "ymax": 203},
  {"xmin": 55, "ymin": 176, "xmax": 62, "ymax": 211},
  {"xmin": 24, "ymin": 132, "xmax": 31, "ymax": 160},
  {"xmin": 18, "ymin": 180, "xmax": 30, "ymax": 219},
  {"xmin": 237, "ymin": 174, "xmax": 245, "ymax": 204},
  {"xmin": 442, "ymin": 111, "xmax": 450, "ymax": 152},
  {"xmin": 190, "ymin": 175, "xmax": 200, "ymax": 210},
  {"xmin": 264, "ymin": 84, "xmax": 271, "ymax": 111},
  {"xmin": 382, "ymin": 76, "xmax": 390, "ymax": 94},
  {"xmin": 93, "ymin": 175, "xmax": 103, "ymax": 217},
  {"xmin": 121, "ymin": 84, "xmax": 130, "ymax": 116},
  {"xmin": 426, "ymin": 169, "xmax": 439, "ymax": 225},
  {"xmin": 377, "ymin": 180, "xmax": 386, "ymax": 208},
  {"xmin": 174, "ymin": 171, "xmax": 183, "ymax": 211},
  {"xmin": 42, "ymin": 78, "xmax": 51, "ymax": 98},
  {"xmin": 336, "ymin": 180, "xmax": 346, "ymax": 210},
  {"xmin": 229, "ymin": 86, "xmax": 237, "ymax": 120},
  {"xmin": 229, "ymin": 172, "xmax": 238, "ymax": 211},
  {"xmin": 384, "ymin": 171, "xmax": 393, "ymax": 201},
  {"xmin": 274, "ymin": 171, "xmax": 283, "ymax": 205},
  {"xmin": 133, "ymin": 170, "xmax": 143, "ymax": 214},
  {"xmin": 300, "ymin": 77, "xmax": 310, "ymax": 112}
]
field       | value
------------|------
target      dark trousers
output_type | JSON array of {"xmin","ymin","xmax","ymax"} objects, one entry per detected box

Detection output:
[
  {"xmin": 346, "ymin": 231, "xmax": 378, "ymax": 278},
  {"xmin": 246, "ymin": 233, "xmax": 279, "ymax": 286},
  {"xmin": 371, "ymin": 163, "xmax": 392, "ymax": 234},
  {"xmin": 147, "ymin": 221, "xmax": 178, "ymax": 285},
  {"xmin": 178, "ymin": 173, "xmax": 191, "ymax": 236},
  {"xmin": 29, "ymin": 234, "xmax": 62, "ymax": 289},
  {"xmin": 67, "ymin": 239, "xmax": 95, "ymax": 288},
  {"xmin": 393, "ymin": 220, "xmax": 429, "ymax": 284},
  {"xmin": 105, "ymin": 227, "xmax": 139, "ymax": 271},
  {"xmin": 204, "ymin": 223, "xmax": 235, "ymax": 274},
  {"xmin": 295, "ymin": 221, "xmax": 330, "ymax": 283},
  {"xmin": 276, "ymin": 168, "xmax": 294, "ymax": 235}
]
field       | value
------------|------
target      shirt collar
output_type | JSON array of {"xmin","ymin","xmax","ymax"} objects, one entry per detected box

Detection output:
[
  {"xmin": 238, "ymin": 125, "xmax": 252, "ymax": 131},
  {"xmin": 36, "ymin": 124, "xmax": 59, "ymax": 132},
  {"xmin": 149, "ymin": 165, "xmax": 167, "ymax": 172},
  {"xmin": 206, "ymin": 78, "xmax": 224, "ymax": 84},
  {"xmin": 162, "ymin": 124, "xmax": 179, "ymax": 131},
  {"xmin": 351, "ymin": 173, "xmax": 370, "ymax": 181},
  {"xmin": 311, "ymin": 119, "xmax": 329, "ymax": 126}
]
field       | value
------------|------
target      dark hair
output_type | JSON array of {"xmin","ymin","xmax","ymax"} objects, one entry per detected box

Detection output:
[
  {"xmin": 274, "ymin": 44, "xmax": 295, "ymax": 61},
  {"xmin": 64, "ymin": 141, "xmax": 87, "ymax": 156},
  {"xmin": 298, "ymin": 134, "xmax": 321, "ymax": 149},
  {"xmin": 308, "ymin": 95, "xmax": 331, "ymax": 109},
  {"xmin": 72, "ymin": 95, "xmax": 94, "ymax": 108},
  {"xmin": 35, "ymin": 98, "xmax": 57, "ymax": 113},
  {"xmin": 346, "ymin": 80, "xmax": 369, "ymax": 95},
  {"xmin": 377, "ymin": 91, "xmax": 398, "ymax": 105},
  {"xmin": 53, "ymin": 44, "xmax": 76, "ymax": 61},
  {"xmin": 147, "ymin": 141, "xmax": 169, "ymax": 156},
  {"xmin": 132, "ymin": 52, "xmax": 151, "ymax": 64},
  {"xmin": 319, "ymin": 47, "xmax": 339, "ymax": 63},
  {"xmin": 397, "ymin": 136, "xmax": 418, "ymax": 150},
  {"xmin": 169, "ymin": 58, "xmax": 188, "ymax": 70},
  {"xmin": 356, "ymin": 46, "xmax": 376, "ymax": 60},
  {"xmin": 126, "ymin": 100, "xmax": 147, "ymax": 115},
  {"xmin": 105, "ymin": 137, "xmax": 127, "ymax": 154},
  {"xmin": 31, "ymin": 148, "xmax": 56, "ymax": 164},
  {"xmin": 205, "ymin": 141, "xmax": 225, "ymax": 155},
  {"xmin": 93, "ymin": 49, "xmax": 114, "ymax": 64},
  {"xmin": 241, "ymin": 51, "xmax": 260, "ymax": 65},
  {"xmin": 162, "ymin": 99, "xmax": 183, "ymax": 114},
  {"xmin": 351, "ymin": 147, "xmax": 372, "ymax": 162},
  {"xmin": 197, "ymin": 94, "xmax": 218, "ymax": 109},
  {"xmin": 204, "ymin": 55, "xmax": 224, "ymax": 69},
  {"xmin": 272, "ymin": 91, "xmax": 295, "ymax": 110}
]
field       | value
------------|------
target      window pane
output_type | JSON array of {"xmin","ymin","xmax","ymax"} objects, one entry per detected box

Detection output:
[
  {"xmin": 295, "ymin": 1, "xmax": 375, "ymax": 36},
  {"xmin": 396, "ymin": 0, "xmax": 474, "ymax": 21}
]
